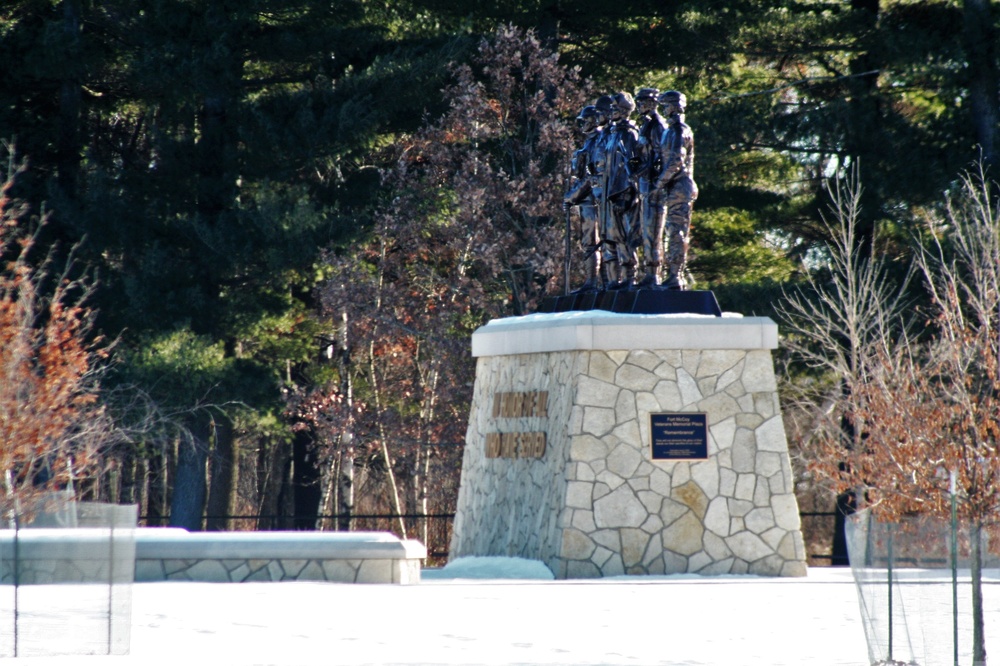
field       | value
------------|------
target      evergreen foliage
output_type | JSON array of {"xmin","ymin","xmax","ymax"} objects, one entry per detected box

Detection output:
[{"xmin": 1, "ymin": 1, "xmax": 997, "ymax": 535}]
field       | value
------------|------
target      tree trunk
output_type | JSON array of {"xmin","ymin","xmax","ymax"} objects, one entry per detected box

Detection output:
[
  {"xmin": 120, "ymin": 449, "xmax": 137, "ymax": 505},
  {"xmin": 256, "ymin": 438, "xmax": 290, "ymax": 530},
  {"xmin": 336, "ymin": 309, "xmax": 355, "ymax": 532},
  {"xmin": 368, "ymin": 342, "xmax": 407, "ymax": 538},
  {"xmin": 964, "ymin": 0, "xmax": 999, "ymax": 169},
  {"xmin": 205, "ymin": 416, "xmax": 235, "ymax": 531},
  {"xmin": 843, "ymin": 0, "xmax": 882, "ymax": 260},
  {"xmin": 414, "ymin": 360, "xmax": 439, "ymax": 557},
  {"xmin": 378, "ymin": 436, "xmax": 406, "ymax": 537},
  {"xmin": 280, "ymin": 445, "xmax": 296, "ymax": 530},
  {"xmin": 971, "ymin": 521, "xmax": 987, "ymax": 666},
  {"xmin": 831, "ymin": 491, "xmax": 856, "ymax": 565},
  {"xmin": 366, "ymin": 249, "xmax": 406, "ymax": 537},
  {"xmin": 338, "ymin": 445, "xmax": 354, "ymax": 532},
  {"xmin": 170, "ymin": 418, "xmax": 210, "ymax": 530},
  {"xmin": 144, "ymin": 443, "xmax": 170, "ymax": 526},
  {"xmin": 292, "ymin": 430, "xmax": 320, "ymax": 529},
  {"xmin": 56, "ymin": 0, "xmax": 81, "ymax": 207},
  {"xmin": 417, "ymin": 446, "xmax": 430, "ymax": 556},
  {"xmin": 315, "ymin": 454, "xmax": 335, "ymax": 531},
  {"xmin": 194, "ymin": 4, "xmax": 240, "ymax": 230},
  {"xmin": 135, "ymin": 455, "xmax": 148, "ymax": 523}
]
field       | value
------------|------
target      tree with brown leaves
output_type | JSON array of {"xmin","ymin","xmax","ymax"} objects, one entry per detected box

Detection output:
[
  {"xmin": 1, "ymin": 163, "xmax": 109, "ymax": 509},
  {"xmin": 304, "ymin": 26, "xmax": 589, "ymax": 547},
  {"xmin": 786, "ymin": 166, "xmax": 999, "ymax": 665}
]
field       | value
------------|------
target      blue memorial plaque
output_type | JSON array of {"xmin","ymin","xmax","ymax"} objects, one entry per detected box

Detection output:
[{"xmin": 650, "ymin": 413, "xmax": 708, "ymax": 460}]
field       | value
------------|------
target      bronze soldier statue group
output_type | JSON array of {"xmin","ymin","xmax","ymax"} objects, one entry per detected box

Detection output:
[{"xmin": 564, "ymin": 88, "xmax": 696, "ymax": 292}]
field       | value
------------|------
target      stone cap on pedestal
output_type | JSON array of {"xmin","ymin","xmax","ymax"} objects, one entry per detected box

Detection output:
[{"xmin": 471, "ymin": 312, "xmax": 778, "ymax": 357}]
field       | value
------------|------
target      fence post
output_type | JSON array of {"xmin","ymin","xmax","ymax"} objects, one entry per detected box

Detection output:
[
  {"xmin": 951, "ymin": 469, "xmax": 959, "ymax": 666},
  {"xmin": 887, "ymin": 523, "xmax": 894, "ymax": 663}
]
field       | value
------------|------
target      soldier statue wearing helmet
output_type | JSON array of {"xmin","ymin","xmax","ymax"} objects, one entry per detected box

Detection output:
[
  {"xmin": 595, "ymin": 92, "xmax": 640, "ymax": 289},
  {"xmin": 650, "ymin": 90, "xmax": 698, "ymax": 290},
  {"xmin": 633, "ymin": 87, "xmax": 668, "ymax": 287},
  {"xmin": 563, "ymin": 105, "xmax": 604, "ymax": 291},
  {"xmin": 584, "ymin": 95, "xmax": 618, "ymax": 289}
]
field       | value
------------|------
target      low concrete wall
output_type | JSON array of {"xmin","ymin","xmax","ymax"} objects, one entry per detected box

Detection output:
[
  {"xmin": 1, "ymin": 529, "xmax": 425, "ymax": 585},
  {"xmin": 0, "ymin": 528, "xmax": 135, "ymax": 584},
  {"xmin": 134, "ymin": 530, "xmax": 425, "ymax": 584}
]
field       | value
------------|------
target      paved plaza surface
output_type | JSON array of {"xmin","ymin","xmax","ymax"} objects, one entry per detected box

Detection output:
[{"xmin": 4, "ymin": 563, "xmax": 1000, "ymax": 665}]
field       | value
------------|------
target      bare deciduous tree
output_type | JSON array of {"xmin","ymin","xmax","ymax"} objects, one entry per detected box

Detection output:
[
  {"xmin": 785, "ymin": 166, "xmax": 999, "ymax": 665},
  {"xmin": 778, "ymin": 169, "xmax": 914, "ymax": 476}
]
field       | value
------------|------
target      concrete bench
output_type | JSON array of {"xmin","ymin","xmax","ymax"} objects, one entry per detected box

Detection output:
[
  {"xmin": 135, "ymin": 529, "xmax": 425, "ymax": 584},
  {"xmin": 1, "ymin": 529, "xmax": 425, "ymax": 585}
]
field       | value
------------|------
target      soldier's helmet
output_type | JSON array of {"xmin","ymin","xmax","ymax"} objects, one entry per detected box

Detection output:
[
  {"xmin": 575, "ymin": 105, "xmax": 599, "ymax": 132},
  {"xmin": 635, "ymin": 87, "xmax": 660, "ymax": 102},
  {"xmin": 594, "ymin": 95, "xmax": 615, "ymax": 122},
  {"xmin": 657, "ymin": 90, "xmax": 687, "ymax": 113},
  {"xmin": 613, "ymin": 91, "xmax": 635, "ymax": 115}
]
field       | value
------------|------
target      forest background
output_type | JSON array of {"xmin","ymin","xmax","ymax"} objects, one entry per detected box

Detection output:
[{"xmin": 1, "ymin": 0, "xmax": 997, "ymax": 564}]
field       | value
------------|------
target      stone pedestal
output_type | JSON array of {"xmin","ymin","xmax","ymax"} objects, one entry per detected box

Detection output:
[{"xmin": 450, "ymin": 311, "xmax": 807, "ymax": 578}]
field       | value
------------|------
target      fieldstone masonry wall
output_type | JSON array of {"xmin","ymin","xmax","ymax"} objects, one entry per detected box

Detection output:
[{"xmin": 450, "ymin": 313, "xmax": 808, "ymax": 578}]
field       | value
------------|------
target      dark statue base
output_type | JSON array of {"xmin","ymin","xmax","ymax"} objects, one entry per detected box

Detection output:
[{"xmin": 537, "ymin": 289, "xmax": 722, "ymax": 317}]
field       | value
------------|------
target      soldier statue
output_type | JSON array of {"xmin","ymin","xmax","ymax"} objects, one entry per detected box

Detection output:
[
  {"xmin": 611, "ymin": 92, "xmax": 642, "ymax": 287},
  {"xmin": 563, "ymin": 105, "xmax": 603, "ymax": 292},
  {"xmin": 590, "ymin": 95, "xmax": 618, "ymax": 289},
  {"xmin": 633, "ymin": 87, "xmax": 668, "ymax": 287},
  {"xmin": 650, "ymin": 90, "xmax": 697, "ymax": 290},
  {"xmin": 597, "ymin": 93, "xmax": 640, "ymax": 289}
]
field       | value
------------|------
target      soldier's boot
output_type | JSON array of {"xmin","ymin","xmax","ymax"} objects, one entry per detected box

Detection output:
[
  {"xmin": 575, "ymin": 253, "xmax": 601, "ymax": 293},
  {"xmin": 601, "ymin": 259, "xmax": 624, "ymax": 290},
  {"xmin": 636, "ymin": 263, "xmax": 661, "ymax": 288},
  {"xmin": 599, "ymin": 261, "xmax": 618, "ymax": 290},
  {"xmin": 623, "ymin": 263, "xmax": 638, "ymax": 290},
  {"xmin": 663, "ymin": 261, "xmax": 687, "ymax": 290},
  {"xmin": 608, "ymin": 264, "xmax": 630, "ymax": 290}
]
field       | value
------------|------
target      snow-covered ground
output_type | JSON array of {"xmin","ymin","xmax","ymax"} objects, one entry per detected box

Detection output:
[{"xmin": 3, "ymin": 560, "xmax": 999, "ymax": 665}]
